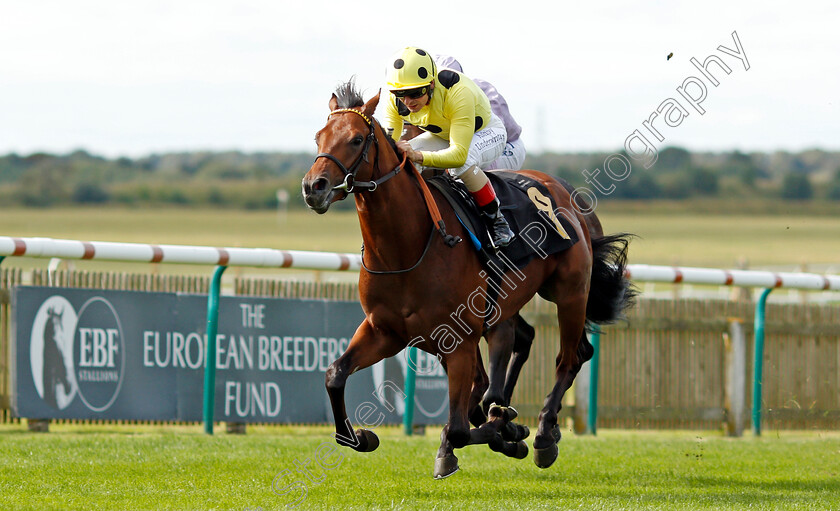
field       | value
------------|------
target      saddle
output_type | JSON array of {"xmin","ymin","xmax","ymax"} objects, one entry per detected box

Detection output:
[{"xmin": 427, "ymin": 170, "xmax": 579, "ymax": 273}]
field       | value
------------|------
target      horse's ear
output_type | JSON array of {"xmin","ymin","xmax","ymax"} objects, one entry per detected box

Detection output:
[
  {"xmin": 362, "ymin": 90, "xmax": 381, "ymax": 117},
  {"xmin": 329, "ymin": 93, "xmax": 339, "ymax": 111}
]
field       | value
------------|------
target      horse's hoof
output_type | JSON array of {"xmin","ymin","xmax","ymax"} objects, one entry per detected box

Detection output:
[
  {"xmin": 487, "ymin": 403, "xmax": 503, "ymax": 419},
  {"xmin": 488, "ymin": 404, "xmax": 519, "ymax": 423},
  {"xmin": 433, "ymin": 454, "xmax": 460, "ymax": 479},
  {"xmin": 533, "ymin": 442, "xmax": 558, "ymax": 469},
  {"xmin": 489, "ymin": 434, "xmax": 529, "ymax": 460},
  {"xmin": 501, "ymin": 422, "xmax": 530, "ymax": 442},
  {"xmin": 504, "ymin": 406, "xmax": 519, "ymax": 422},
  {"xmin": 354, "ymin": 429, "xmax": 380, "ymax": 452},
  {"xmin": 533, "ymin": 424, "xmax": 561, "ymax": 448},
  {"xmin": 514, "ymin": 440, "xmax": 529, "ymax": 460}
]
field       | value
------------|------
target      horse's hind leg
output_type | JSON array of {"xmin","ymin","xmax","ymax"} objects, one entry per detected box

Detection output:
[
  {"xmin": 471, "ymin": 316, "xmax": 530, "ymax": 443},
  {"xmin": 483, "ymin": 314, "xmax": 535, "ymax": 410},
  {"xmin": 482, "ymin": 318, "xmax": 515, "ymax": 412},
  {"xmin": 533, "ymin": 294, "xmax": 591, "ymax": 469},
  {"xmin": 481, "ymin": 314, "xmax": 535, "ymax": 443},
  {"xmin": 326, "ymin": 319, "xmax": 403, "ymax": 452},
  {"xmin": 503, "ymin": 314, "xmax": 536, "ymax": 405},
  {"xmin": 469, "ymin": 347, "xmax": 489, "ymax": 427}
]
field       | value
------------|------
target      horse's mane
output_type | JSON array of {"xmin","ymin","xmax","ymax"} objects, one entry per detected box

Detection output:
[
  {"xmin": 334, "ymin": 77, "xmax": 402, "ymax": 155},
  {"xmin": 334, "ymin": 78, "xmax": 365, "ymax": 109},
  {"xmin": 335, "ymin": 76, "xmax": 402, "ymax": 156}
]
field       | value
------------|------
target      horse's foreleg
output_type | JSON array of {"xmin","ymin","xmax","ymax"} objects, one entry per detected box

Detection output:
[
  {"xmin": 326, "ymin": 319, "xmax": 402, "ymax": 452},
  {"xmin": 443, "ymin": 344, "xmax": 476, "ymax": 449},
  {"xmin": 437, "ymin": 349, "xmax": 489, "ymax": 480},
  {"xmin": 433, "ymin": 343, "xmax": 477, "ymax": 479}
]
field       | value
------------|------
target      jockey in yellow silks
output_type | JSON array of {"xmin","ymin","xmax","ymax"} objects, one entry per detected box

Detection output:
[{"xmin": 383, "ymin": 46, "xmax": 514, "ymax": 248}]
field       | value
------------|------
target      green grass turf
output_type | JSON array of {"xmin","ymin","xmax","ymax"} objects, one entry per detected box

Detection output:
[{"xmin": 1, "ymin": 424, "xmax": 838, "ymax": 510}]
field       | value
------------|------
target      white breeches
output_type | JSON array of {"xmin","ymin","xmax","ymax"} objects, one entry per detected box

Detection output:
[{"xmin": 406, "ymin": 113, "xmax": 507, "ymax": 177}]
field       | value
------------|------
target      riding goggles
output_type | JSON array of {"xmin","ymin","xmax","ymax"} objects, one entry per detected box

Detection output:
[{"xmin": 392, "ymin": 86, "xmax": 428, "ymax": 99}]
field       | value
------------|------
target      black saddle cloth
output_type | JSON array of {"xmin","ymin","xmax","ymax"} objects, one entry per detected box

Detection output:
[{"xmin": 427, "ymin": 170, "xmax": 579, "ymax": 271}]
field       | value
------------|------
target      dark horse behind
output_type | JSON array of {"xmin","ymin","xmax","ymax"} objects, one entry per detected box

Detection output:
[{"xmin": 302, "ymin": 80, "xmax": 634, "ymax": 478}]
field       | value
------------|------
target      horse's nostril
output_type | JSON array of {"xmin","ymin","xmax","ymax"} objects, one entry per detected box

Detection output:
[{"xmin": 313, "ymin": 177, "xmax": 329, "ymax": 192}]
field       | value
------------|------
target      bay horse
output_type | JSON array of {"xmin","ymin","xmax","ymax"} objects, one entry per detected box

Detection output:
[{"xmin": 303, "ymin": 81, "xmax": 634, "ymax": 478}]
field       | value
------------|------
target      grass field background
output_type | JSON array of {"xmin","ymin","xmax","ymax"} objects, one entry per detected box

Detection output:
[
  {"xmin": 1, "ymin": 424, "xmax": 838, "ymax": 510},
  {"xmin": 2, "ymin": 205, "xmax": 840, "ymax": 275}
]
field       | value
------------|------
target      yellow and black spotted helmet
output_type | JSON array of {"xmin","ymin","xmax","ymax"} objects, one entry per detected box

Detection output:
[{"xmin": 386, "ymin": 47, "xmax": 437, "ymax": 91}]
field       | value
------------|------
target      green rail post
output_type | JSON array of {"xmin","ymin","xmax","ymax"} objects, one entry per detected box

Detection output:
[
  {"xmin": 587, "ymin": 327, "xmax": 601, "ymax": 435},
  {"xmin": 752, "ymin": 287, "xmax": 772, "ymax": 436},
  {"xmin": 203, "ymin": 265, "xmax": 228, "ymax": 435},
  {"xmin": 403, "ymin": 346, "xmax": 417, "ymax": 435}
]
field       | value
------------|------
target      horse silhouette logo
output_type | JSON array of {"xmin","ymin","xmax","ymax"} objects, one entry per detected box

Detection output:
[
  {"xmin": 41, "ymin": 307, "xmax": 70, "ymax": 408},
  {"xmin": 30, "ymin": 296, "xmax": 78, "ymax": 410}
]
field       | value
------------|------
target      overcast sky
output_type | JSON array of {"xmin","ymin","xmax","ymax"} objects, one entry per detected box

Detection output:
[{"xmin": 1, "ymin": 1, "xmax": 838, "ymax": 158}]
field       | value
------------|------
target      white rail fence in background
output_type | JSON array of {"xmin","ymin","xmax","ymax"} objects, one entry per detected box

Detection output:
[
  {"xmin": 0, "ymin": 236, "xmax": 362, "ymax": 272},
  {"xmin": 4, "ymin": 236, "xmax": 839, "ymax": 291},
  {"xmin": 626, "ymin": 264, "xmax": 840, "ymax": 291}
]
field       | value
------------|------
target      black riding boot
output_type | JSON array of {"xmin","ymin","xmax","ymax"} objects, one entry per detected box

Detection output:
[{"xmin": 480, "ymin": 197, "xmax": 514, "ymax": 248}]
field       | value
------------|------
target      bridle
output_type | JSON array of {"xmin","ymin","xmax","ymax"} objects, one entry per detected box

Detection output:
[
  {"xmin": 314, "ymin": 108, "xmax": 404, "ymax": 193},
  {"xmin": 312, "ymin": 106, "xmax": 462, "ymax": 274}
]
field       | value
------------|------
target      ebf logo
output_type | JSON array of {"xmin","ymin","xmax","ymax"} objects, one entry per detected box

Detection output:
[{"xmin": 30, "ymin": 295, "xmax": 125, "ymax": 412}]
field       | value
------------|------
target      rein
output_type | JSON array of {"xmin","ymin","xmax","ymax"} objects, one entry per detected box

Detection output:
[
  {"xmin": 314, "ymin": 107, "xmax": 462, "ymax": 274},
  {"xmin": 360, "ymin": 225, "xmax": 437, "ymax": 275}
]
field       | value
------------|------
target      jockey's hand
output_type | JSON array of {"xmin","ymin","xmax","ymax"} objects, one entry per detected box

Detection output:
[{"xmin": 396, "ymin": 141, "xmax": 422, "ymax": 163}]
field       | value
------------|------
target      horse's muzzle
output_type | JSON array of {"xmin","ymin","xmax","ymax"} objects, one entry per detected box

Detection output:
[{"xmin": 302, "ymin": 176, "xmax": 334, "ymax": 214}]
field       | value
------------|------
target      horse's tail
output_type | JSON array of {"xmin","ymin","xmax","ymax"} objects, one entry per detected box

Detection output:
[{"xmin": 586, "ymin": 232, "xmax": 637, "ymax": 325}]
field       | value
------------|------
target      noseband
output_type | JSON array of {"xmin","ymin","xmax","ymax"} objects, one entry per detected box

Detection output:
[
  {"xmin": 313, "ymin": 106, "xmax": 461, "ymax": 262},
  {"xmin": 314, "ymin": 108, "xmax": 404, "ymax": 193}
]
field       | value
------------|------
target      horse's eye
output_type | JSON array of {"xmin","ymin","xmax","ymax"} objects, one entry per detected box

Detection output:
[{"xmin": 351, "ymin": 136, "xmax": 364, "ymax": 146}]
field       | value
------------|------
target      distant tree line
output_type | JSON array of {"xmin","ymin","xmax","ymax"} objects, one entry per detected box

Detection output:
[
  {"xmin": 1, "ymin": 147, "xmax": 839, "ymax": 209},
  {"xmin": 527, "ymin": 147, "xmax": 840, "ymax": 202}
]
